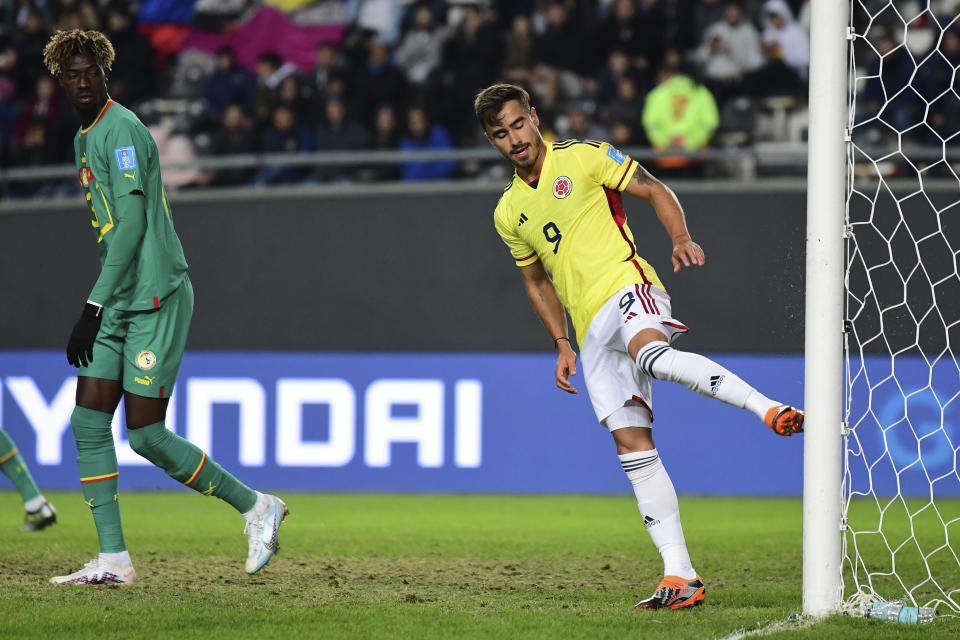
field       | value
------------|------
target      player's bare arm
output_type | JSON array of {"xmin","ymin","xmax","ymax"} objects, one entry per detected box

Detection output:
[
  {"xmin": 623, "ymin": 165, "xmax": 705, "ymax": 273},
  {"xmin": 519, "ymin": 261, "xmax": 578, "ymax": 395}
]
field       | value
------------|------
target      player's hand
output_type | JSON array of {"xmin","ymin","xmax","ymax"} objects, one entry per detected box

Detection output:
[
  {"xmin": 66, "ymin": 302, "xmax": 103, "ymax": 368},
  {"xmin": 672, "ymin": 239, "xmax": 705, "ymax": 272},
  {"xmin": 555, "ymin": 342, "xmax": 579, "ymax": 394}
]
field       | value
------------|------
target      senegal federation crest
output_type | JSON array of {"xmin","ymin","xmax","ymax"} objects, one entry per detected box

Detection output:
[
  {"xmin": 553, "ymin": 176, "xmax": 573, "ymax": 199},
  {"xmin": 78, "ymin": 167, "xmax": 93, "ymax": 188},
  {"xmin": 136, "ymin": 350, "xmax": 157, "ymax": 370}
]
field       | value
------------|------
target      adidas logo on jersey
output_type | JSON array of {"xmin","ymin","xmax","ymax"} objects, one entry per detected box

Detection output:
[
  {"xmin": 709, "ymin": 375, "xmax": 725, "ymax": 396},
  {"xmin": 518, "ymin": 213, "xmax": 528, "ymax": 226},
  {"xmin": 643, "ymin": 514, "xmax": 660, "ymax": 528},
  {"xmin": 624, "ymin": 311, "xmax": 638, "ymax": 323}
]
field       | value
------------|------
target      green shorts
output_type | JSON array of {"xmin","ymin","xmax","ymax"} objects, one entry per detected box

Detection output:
[{"xmin": 80, "ymin": 277, "xmax": 194, "ymax": 398}]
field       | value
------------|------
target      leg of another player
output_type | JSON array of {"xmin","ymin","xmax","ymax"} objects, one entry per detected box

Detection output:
[
  {"xmin": 614, "ymin": 425, "xmax": 706, "ymax": 610},
  {"xmin": 123, "ymin": 392, "xmax": 288, "ymax": 575},
  {"xmin": 51, "ymin": 376, "xmax": 135, "ymax": 585},
  {"xmin": 0, "ymin": 427, "xmax": 56, "ymax": 531},
  {"xmin": 628, "ymin": 329, "xmax": 803, "ymax": 436}
]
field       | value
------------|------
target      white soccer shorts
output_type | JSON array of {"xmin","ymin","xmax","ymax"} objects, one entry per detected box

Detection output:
[{"xmin": 579, "ymin": 283, "xmax": 689, "ymax": 431}]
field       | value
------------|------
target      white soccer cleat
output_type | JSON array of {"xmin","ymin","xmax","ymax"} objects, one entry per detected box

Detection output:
[
  {"xmin": 243, "ymin": 494, "xmax": 288, "ymax": 574},
  {"xmin": 21, "ymin": 501, "xmax": 57, "ymax": 532},
  {"xmin": 50, "ymin": 557, "xmax": 136, "ymax": 586}
]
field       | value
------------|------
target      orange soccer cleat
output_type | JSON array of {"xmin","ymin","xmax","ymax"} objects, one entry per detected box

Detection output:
[
  {"xmin": 634, "ymin": 575, "xmax": 706, "ymax": 610},
  {"xmin": 765, "ymin": 404, "xmax": 805, "ymax": 436}
]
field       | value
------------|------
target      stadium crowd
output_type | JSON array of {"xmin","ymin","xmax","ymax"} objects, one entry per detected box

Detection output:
[{"xmin": 0, "ymin": 0, "xmax": 956, "ymax": 190}]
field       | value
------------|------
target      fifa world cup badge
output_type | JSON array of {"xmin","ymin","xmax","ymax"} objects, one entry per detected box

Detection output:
[
  {"xmin": 136, "ymin": 350, "xmax": 157, "ymax": 370},
  {"xmin": 553, "ymin": 176, "xmax": 573, "ymax": 199}
]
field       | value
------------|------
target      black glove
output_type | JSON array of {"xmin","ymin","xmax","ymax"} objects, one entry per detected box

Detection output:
[{"xmin": 66, "ymin": 302, "xmax": 103, "ymax": 368}]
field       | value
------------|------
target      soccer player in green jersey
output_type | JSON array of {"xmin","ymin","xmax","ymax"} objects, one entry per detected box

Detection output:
[
  {"xmin": 0, "ymin": 428, "xmax": 56, "ymax": 531},
  {"xmin": 477, "ymin": 83, "xmax": 804, "ymax": 610},
  {"xmin": 42, "ymin": 29, "xmax": 287, "ymax": 585}
]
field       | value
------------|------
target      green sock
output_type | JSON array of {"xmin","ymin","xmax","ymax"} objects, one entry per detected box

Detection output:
[
  {"xmin": 127, "ymin": 422, "xmax": 257, "ymax": 513},
  {"xmin": 0, "ymin": 428, "xmax": 41, "ymax": 503},
  {"xmin": 71, "ymin": 406, "xmax": 126, "ymax": 553}
]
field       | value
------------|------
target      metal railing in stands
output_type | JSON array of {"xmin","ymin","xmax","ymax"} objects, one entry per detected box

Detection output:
[{"xmin": 1, "ymin": 145, "xmax": 955, "ymax": 202}]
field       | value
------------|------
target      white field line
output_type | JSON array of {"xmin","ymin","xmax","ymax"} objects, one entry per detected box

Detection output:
[{"xmin": 713, "ymin": 615, "xmax": 819, "ymax": 640}]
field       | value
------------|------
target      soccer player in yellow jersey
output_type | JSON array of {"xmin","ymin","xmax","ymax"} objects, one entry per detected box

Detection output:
[{"xmin": 476, "ymin": 83, "xmax": 804, "ymax": 611}]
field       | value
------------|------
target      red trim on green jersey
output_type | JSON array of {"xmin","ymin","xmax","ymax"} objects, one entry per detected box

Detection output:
[{"xmin": 80, "ymin": 100, "xmax": 114, "ymax": 135}]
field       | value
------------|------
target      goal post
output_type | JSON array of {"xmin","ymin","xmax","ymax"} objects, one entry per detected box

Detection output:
[
  {"xmin": 803, "ymin": 0, "xmax": 848, "ymax": 616},
  {"xmin": 808, "ymin": 0, "xmax": 960, "ymax": 619}
]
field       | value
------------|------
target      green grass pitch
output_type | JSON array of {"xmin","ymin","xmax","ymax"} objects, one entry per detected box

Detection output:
[{"xmin": 1, "ymin": 491, "xmax": 957, "ymax": 639}]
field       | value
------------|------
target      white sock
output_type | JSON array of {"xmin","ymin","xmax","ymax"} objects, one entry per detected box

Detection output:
[
  {"xmin": 635, "ymin": 341, "xmax": 778, "ymax": 420},
  {"xmin": 99, "ymin": 550, "xmax": 132, "ymax": 567},
  {"xmin": 620, "ymin": 449, "xmax": 696, "ymax": 579},
  {"xmin": 242, "ymin": 491, "xmax": 268, "ymax": 521},
  {"xmin": 23, "ymin": 495, "xmax": 46, "ymax": 512}
]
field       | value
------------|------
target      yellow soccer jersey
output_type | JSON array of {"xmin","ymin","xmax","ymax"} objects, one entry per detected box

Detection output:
[{"xmin": 493, "ymin": 139, "xmax": 665, "ymax": 340}]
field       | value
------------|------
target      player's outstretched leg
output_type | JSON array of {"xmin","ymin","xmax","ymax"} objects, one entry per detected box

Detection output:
[
  {"xmin": 0, "ymin": 427, "xmax": 57, "ymax": 531},
  {"xmin": 125, "ymin": 422, "xmax": 288, "ymax": 574},
  {"xmin": 51, "ymin": 407, "xmax": 136, "ymax": 586},
  {"xmin": 634, "ymin": 341, "xmax": 804, "ymax": 436}
]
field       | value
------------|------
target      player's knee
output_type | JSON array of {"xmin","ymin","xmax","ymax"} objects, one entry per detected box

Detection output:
[
  {"xmin": 70, "ymin": 406, "xmax": 113, "ymax": 446},
  {"xmin": 635, "ymin": 340, "xmax": 672, "ymax": 379},
  {"xmin": 126, "ymin": 423, "xmax": 168, "ymax": 460}
]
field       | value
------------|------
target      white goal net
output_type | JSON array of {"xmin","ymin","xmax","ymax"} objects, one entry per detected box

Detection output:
[{"xmin": 844, "ymin": 0, "xmax": 960, "ymax": 614}]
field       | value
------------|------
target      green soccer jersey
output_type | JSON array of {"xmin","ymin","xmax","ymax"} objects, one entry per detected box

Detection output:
[{"xmin": 74, "ymin": 100, "xmax": 187, "ymax": 310}]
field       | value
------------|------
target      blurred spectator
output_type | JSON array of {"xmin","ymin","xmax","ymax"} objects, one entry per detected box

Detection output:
[
  {"xmin": 149, "ymin": 118, "xmax": 207, "ymax": 189},
  {"xmin": 254, "ymin": 52, "xmax": 298, "ymax": 125},
  {"xmin": 696, "ymin": 2, "xmax": 763, "ymax": 104},
  {"xmin": 534, "ymin": 2, "xmax": 584, "ymax": 75},
  {"xmin": 916, "ymin": 28, "xmax": 960, "ymax": 145},
  {"xmin": 502, "ymin": 14, "xmax": 534, "ymax": 85},
  {"xmin": 594, "ymin": 0, "xmax": 667, "ymax": 75},
  {"xmin": 604, "ymin": 75, "xmax": 644, "ymax": 134},
  {"xmin": 684, "ymin": 0, "xmax": 729, "ymax": 49},
  {"xmin": 50, "ymin": 0, "xmax": 101, "ymax": 31},
  {"xmin": 745, "ymin": 0, "xmax": 809, "ymax": 96},
  {"xmin": 314, "ymin": 98, "xmax": 369, "ymax": 181},
  {"xmin": 208, "ymin": 104, "xmax": 257, "ymax": 187},
  {"xmin": 358, "ymin": 104, "xmax": 400, "ymax": 181},
  {"xmin": 642, "ymin": 59, "xmax": 719, "ymax": 174},
  {"xmin": 12, "ymin": 116, "xmax": 60, "ymax": 167},
  {"xmin": 611, "ymin": 118, "xmax": 640, "ymax": 147},
  {"xmin": 14, "ymin": 75, "xmax": 73, "ymax": 164},
  {"xmin": 275, "ymin": 75, "xmax": 312, "ymax": 125},
  {"xmin": 857, "ymin": 31, "xmax": 920, "ymax": 135},
  {"xmin": 258, "ymin": 104, "xmax": 313, "ymax": 184},
  {"xmin": 399, "ymin": 106, "xmax": 456, "ymax": 181},
  {"xmin": 9, "ymin": 8, "xmax": 47, "ymax": 98},
  {"xmin": 205, "ymin": 46, "xmax": 255, "ymax": 121},
  {"xmin": 0, "ymin": 78, "xmax": 17, "ymax": 166},
  {"xmin": 596, "ymin": 49, "xmax": 650, "ymax": 106},
  {"xmin": 308, "ymin": 42, "xmax": 349, "ymax": 116},
  {"xmin": 563, "ymin": 107, "xmax": 609, "ymax": 142},
  {"xmin": 441, "ymin": 3, "xmax": 503, "ymax": 144},
  {"xmin": 394, "ymin": 4, "xmax": 446, "ymax": 87},
  {"xmin": 348, "ymin": 0, "xmax": 403, "ymax": 45},
  {"xmin": 353, "ymin": 39, "xmax": 406, "ymax": 126},
  {"xmin": 104, "ymin": 2, "xmax": 156, "ymax": 106}
]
